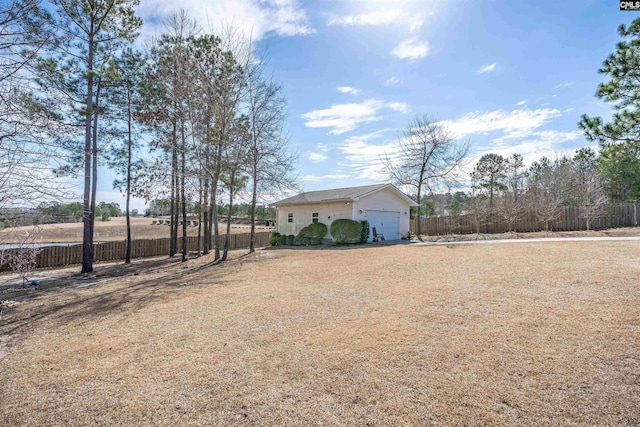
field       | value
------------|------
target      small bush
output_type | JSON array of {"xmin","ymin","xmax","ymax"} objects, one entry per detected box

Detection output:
[
  {"xmin": 286, "ymin": 234, "xmax": 295, "ymax": 245},
  {"xmin": 269, "ymin": 232, "xmax": 281, "ymax": 246},
  {"xmin": 297, "ymin": 222, "xmax": 327, "ymax": 245},
  {"xmin": 360, "ymin": 220, "xmax": 370, "ymax": 243},
  {"xmin": 294, "ymin": 236, "xmax": 309, "ymax": 246},
  {"xmin": 101, "ymin": 212, "xmax": 110, "ymax": 222},
  {"xmin": 0, "ymin": 218, "xmax": 14, "ymax": 229},
  {"xmin": 330, "ymin": 219, "xmax": 362, "ymax": 245},
  {"xmin": 277, "ymin": 234, "xmax": 288, "ymax": 246}
]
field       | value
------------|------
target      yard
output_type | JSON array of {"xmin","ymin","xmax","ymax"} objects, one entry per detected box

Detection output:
[{"xmin": 1, "ymin": 242, "xmax": 639, "ymax": 425}]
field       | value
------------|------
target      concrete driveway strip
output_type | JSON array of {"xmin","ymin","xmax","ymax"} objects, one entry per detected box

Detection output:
[{"xmin": 411, "ymin": 236, "xmax": 640, "ymax": 245}]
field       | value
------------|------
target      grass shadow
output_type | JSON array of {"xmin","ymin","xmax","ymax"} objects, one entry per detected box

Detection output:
[{"xmin": 0, "ymin": 253, "xmax": 250, "ymax": 337}]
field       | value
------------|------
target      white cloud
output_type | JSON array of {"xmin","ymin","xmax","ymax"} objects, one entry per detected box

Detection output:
[
  {"xmin": 440, "ymin": 107, "xmax": 585, "ymax": 172},
  {"xmin": 301, "ymin": 100, "xmax": 385, "ymax": 135},
  {"xmin": 308, "ymin": 152, "xmax": 328, "ymax": 163},
  {"xmin": 440, "ymin": 108, "xmax": 564, "ymax": 140},
  {"xmin": 408, "ymin": 15, "xmax": 424, "ymax": 32},
  {"xmin": 301, "ymin": 100, "xmax": 407, "ymax": 135},
  {"xmin": 515, "ymin": 100, "xmax": 526, "ymax": 106},
  {"xmin": 316, "ymin": 143, "xmax": 332, "ymax": 152},
  {"xmin": 391, "ymin": 38, "xmax": 430, "ymax": 61},
  {"xmin": 327, "ymin": 9, "xmax": 402, "ymax": 27},
  {"xmin": 302, "ymin": 173, "xmax": 351, "ymax": 182},
  {"xmin": 327, "ymin": 9, "xmax": 427, "ymax": 32},
  {"xmin": 554, "ymin": 81, "xmax": 574, "ymax": 89},
  {"xmin": 491, "ymin": 129, "xmax": 582, "ymax": 147},
  {"xmin": 337, "ymin": 86, "xmax": 360, "ymax": 95},
  {"xmin": 137, "ymin": 0, "xmax": 314, "ymax": 42},
  {"xmin": 335, "ymin": 130, "xmax": 399, "ymax": 181},
  {"xmin": 472, "ymin": 130, "xmax": 584, "ymax": 167},
  {"xmin": 384, "ymin": 76, "xmax": 402, "ymax": 86},
  {"xmin": 388, "ymin": 102, "xmax": 409, "ymax": 114},
  {"xmin": 477, "ymin": 63, "xmax": 496, "ymax": 74},
  {"xmin": 319, "ymin": 106, "xmax": 585, "ymax": 185}
]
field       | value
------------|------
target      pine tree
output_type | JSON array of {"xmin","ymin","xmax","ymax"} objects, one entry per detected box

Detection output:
[
  {"xmin": 579, "ymin": 17, "xmax": 640, "ymax": 201},
  {"xmin": 470, "ymin": 153, "xmax": 507, "ymax": 210},
  {"xmin": 34, "ymin": 0, "xmax": 142, "ymax": 273},
  {"xmin": 105, "ymin": 48, "xmax": 146, "ymax": 263}
]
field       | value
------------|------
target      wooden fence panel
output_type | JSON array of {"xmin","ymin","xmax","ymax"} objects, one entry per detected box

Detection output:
[
  {"xmin": 0, "ymin": 231, "xmax": 272, "ymax": 271},
  {"xmin": 411, "ymin": 203, "xmax": 640, "ymax": 236}
]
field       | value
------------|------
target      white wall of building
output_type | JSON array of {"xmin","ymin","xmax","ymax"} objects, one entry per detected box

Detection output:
[
  {"xmin": 352, "ymin": 187, "xmax": 412, "ymax": 239},
  {"xmin": 276, "ymin": 201, "xmax": 353, "ymax": 237},
  {"xmin": 276, "ymin": 187, "xmax": 414, "ymax": 240}
]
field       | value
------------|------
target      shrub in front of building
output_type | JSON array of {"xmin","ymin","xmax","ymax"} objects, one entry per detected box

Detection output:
[{"xmin": 330, "ymin": 219, "xmax": 362, "ymax": 245}]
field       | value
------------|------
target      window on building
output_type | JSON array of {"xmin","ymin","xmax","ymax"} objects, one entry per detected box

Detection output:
[
  {"xmin": 288, "ymin": 213, "xmax": 293, "ymax": 223},
  {"xmin": 312, "ymin": 212, "xmax": 319, "ymax": 223}
]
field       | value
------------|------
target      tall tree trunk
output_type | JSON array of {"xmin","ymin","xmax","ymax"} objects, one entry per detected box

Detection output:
[
  {"xmin": 416, "ymin": 182, "xmax": 423, "ymax": 239},
  {"xmin": 169, "ymin": 157, "xmax": 176, "ymax": 256},
  {"xmin": 249, "ymin": 161, "xmax": 258, "ymax": 254},
  {"xmin": 208, "ymin": 184, "xmax": 214, "ymax": 251},
  {"xmin": 202, "ymin": 176, "xmax": 209, "ymax": 255},
  {"xmin": 212, "ymin": 141, "xmax": 223, "ymax": 260},
  {"xmin": 212, "ymin": 187, "xmax": 220, "ymax": 260},
  {"xmin": 81, "ymin": 32, "xmax": 95, "ymax": 274},
  {"xmin": 89, "ymin": 81, "xmax": 101, "ymax": 265},
  {"xmin": 197, "ymin": 174, "xmax": 202, "ymax": 257},
  {"xmin": 125, "ymin": 89, "xmax": 132, "ymax": 264},
  {"xmin": 180, "ymin": 121, "xmax": 187, "ymax": 262},
  {"xmin": 222, "ymin": 173, "xmax": 235, "ymax": 261},
  {"xmin": 489, "ymin": 178, "xmax": 495, "ymax": 210},
  {"xmin": 169, "ymin": 122, "xmax": 178, "ymax": 257}
]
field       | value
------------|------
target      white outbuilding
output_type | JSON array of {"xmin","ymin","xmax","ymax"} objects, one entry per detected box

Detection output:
[{"xmin": 273, "ymin": 183, "xmax": 418, "ymax": 241}]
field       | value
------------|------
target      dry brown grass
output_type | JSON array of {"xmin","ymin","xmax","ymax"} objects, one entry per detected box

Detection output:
[
  {"xmin": 0, "ymin": 217, "xmax": 274, "ymax": 243},
  {"xmin": 1, "ymin": 242, "xmax": 639, "ymax": 425},
  {"xmin": 420, "ymin": 227, "xmax": 640, "ymax": 242}
]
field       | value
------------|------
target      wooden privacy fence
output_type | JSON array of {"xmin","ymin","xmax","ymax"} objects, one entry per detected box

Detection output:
[
  {"xmin": 1, "ymin": 231, "xmax": 271, "ymax": 271},
  {"xmin": 411, "ymin": 203, "xmax": 640, "ymax": 236}
]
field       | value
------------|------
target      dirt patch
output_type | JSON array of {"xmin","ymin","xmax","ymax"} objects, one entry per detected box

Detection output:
[{"xmin": 0, "ymin": 242, "xmax": 638, "ymax": 425}]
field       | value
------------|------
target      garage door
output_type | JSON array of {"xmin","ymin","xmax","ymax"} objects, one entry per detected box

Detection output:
[{"xmin": 365, "ymin": 210, "xmax": 400, "ymax": 241}]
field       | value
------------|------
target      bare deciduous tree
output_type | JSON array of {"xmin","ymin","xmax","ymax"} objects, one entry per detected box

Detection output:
[
  {"xmin": 245, "ymin": 57, "xmax": 296, "ymax": 253},
  {"xmin": 0, "ymin": 224, "xmax": 42, "ymax": 286},
  {"xmin": 220, "ymin": 116, "xmax": 249, "ymax": 261},
  {"xmin": 465, "ymin": 174, "xmax": 491, "ymax": 234},
  {"xmin": 573, "ymin": 148, "xmax": 607, "ymax": 230},
  {"xmin": 527, "ymin": 156, "xmax": 573, "ymax": 231},
  {"xmin": 497, "ymin": 153, "xmax": 526, "ymax": 232},
  {"xmin": 384, "ymin": 115, "xmax": 468, "ymax": 238}
]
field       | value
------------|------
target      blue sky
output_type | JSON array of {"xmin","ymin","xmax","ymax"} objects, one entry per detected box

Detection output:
[{"xmin": 95, "ymin": 0, "xmax": 635, "ymax": 210}]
